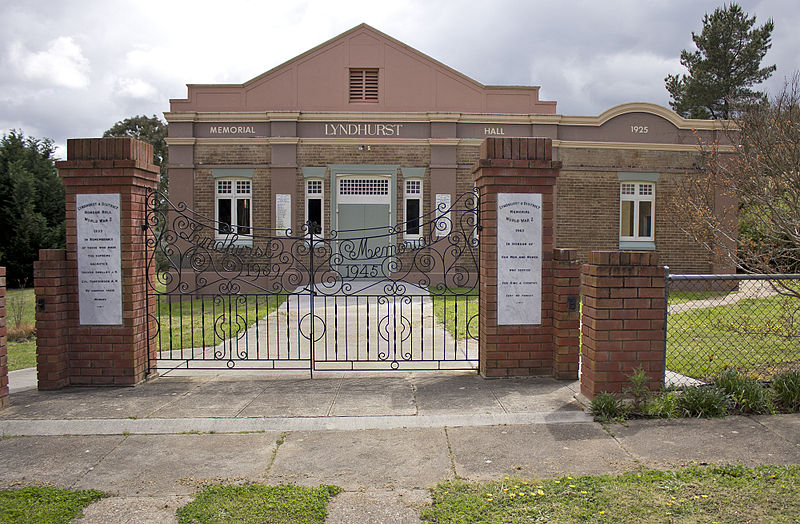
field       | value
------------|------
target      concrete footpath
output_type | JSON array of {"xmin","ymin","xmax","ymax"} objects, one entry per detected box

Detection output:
[{"xmin": 1, "ymin": 371, "xmax": 799, "ymax": 523}]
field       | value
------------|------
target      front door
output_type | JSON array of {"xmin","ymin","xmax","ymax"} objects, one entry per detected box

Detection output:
[{"xmin": 335, "ymin": 176, "xmax": 392, "ymax": 280}]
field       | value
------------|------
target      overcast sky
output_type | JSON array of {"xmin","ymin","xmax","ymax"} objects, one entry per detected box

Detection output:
[{"xmin": 2, "ymin": 0, "xmax": 798, "ymax": 159}]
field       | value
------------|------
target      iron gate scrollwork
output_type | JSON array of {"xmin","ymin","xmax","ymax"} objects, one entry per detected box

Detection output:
[{"xmin": 144, "ymin": 189, "xmax": 480, "ymax": 374}]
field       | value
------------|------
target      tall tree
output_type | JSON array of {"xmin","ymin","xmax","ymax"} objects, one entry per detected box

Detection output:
[
  {"xmin": 103, "ymin": 115, "xmax": 168, "ymax": 195},
  {"xmin": 674, "ymin": 75, "xmax": 800, "ymax": 296},
  {"xmin": 0, "ymin": 130, "xmax": 65, "ymax": 283},
  {"xmin": 665, "ymin": 3, "xmax": 776, "ymax": 119}
]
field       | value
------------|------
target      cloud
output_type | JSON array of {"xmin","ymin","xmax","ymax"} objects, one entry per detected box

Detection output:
[
  {"xmin": 8, "ymin": 36, "xmax": 91, "ymax": 89},
  {"xmin": 115, "ymin": 77, "xmax": 158, "ymax": 99}
]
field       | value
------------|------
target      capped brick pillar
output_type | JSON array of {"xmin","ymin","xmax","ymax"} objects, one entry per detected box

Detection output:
[
  {"xmin": 35, "ymin": 138, "xmax": 159, "ymax": 388},
  {"xmin": 472, "ymin": 138, "xmax": 580, "ymax": 377},
  {"xmin": 580, "ymin": 251, "xmax": 666, "ymax": 399},
  {"xmin": 0, "ymin": 267, "xmax": 7, "ymax": 408}
]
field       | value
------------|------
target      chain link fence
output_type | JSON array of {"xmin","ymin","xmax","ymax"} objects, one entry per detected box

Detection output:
[{"xmin": 666, "ymin": 273, "xmax": 800, "ymax": 387}]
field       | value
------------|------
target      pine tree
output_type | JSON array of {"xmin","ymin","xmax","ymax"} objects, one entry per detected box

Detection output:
[
  {"xmin": 0, "ymin": 131, "xmax": 65, "ymax": 283},
  {"xmin": 665, "ymin": 3, "xmax": 775, "ymax": 119}
]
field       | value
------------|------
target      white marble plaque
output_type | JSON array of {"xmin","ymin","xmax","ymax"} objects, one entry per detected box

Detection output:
[
  {"xmin": 435, "ymin": 193, "xmax": 451, "ymax": 236},
  {"xmin": 275, "ymin": 193, "xmax": 291, "ymax": 235},
  {"xmin": 77, "ymin": 193, "xmax": 122, "ymax": 325},
  {"xmin": 497, "ymin": 193, "xmax": 542, "ymax": 325}
]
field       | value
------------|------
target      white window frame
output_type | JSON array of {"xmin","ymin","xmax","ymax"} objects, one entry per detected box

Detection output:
[
  {"xmin": 403, "ymin": 178, "xmax": 423, "ymax": 243},
  {"xmin": 305, "ymin": 178, "xmax": 324, "ymax": 239},
  {"xmin": 619, "ymin": 181, "xmax": 655, "ymax": 248},
  {"xmin": 215, "ymin": 178, "xmax": 252, "ymax": 242}
]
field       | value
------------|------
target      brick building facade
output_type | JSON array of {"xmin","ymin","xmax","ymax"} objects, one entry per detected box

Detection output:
[{"xmin": 166, "ymin": 24, "xmax": 731, "ymax": 274}]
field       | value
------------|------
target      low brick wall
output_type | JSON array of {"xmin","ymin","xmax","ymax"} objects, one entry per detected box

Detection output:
[{"xmin": 580, "ymin": 251, "xmax": 666, "ymax": 399}]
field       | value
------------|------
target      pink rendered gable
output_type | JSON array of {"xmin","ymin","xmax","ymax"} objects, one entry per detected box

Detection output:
[{"xmin": 170, "ymin": 24, "xmax": 557, "ymax": 114}]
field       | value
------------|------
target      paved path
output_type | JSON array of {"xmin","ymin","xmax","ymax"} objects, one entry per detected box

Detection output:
[
  {"xmin": 157, "ymin": 280, "xmax": 478, "ymax": 372},
  {"xmin": 1, "ymin": 373, "xmax": 798, "ymax": 523},
  {"xmin": 668, "ymin": 279, "xmax": 782, "ymax": 314}
]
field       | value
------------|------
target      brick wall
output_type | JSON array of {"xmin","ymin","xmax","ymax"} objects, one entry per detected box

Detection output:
[
  {"xmin": 0, "ymin": 267, "xmax": 7, "ymax": 408},
  {"xmin": 187, "ymin": 140, "xmax": 718, "ymax": 275},
  {"xmin": 556, "ymin": 147, "xmax": 714, "ymax": 273},
  {"xmin": 34, "ymin": 250, "xmax": 70, "ymax": 389},
  {"xmin": 473, "ymin": 137, "xmax": 580, "ymax": 377},
  {"xmin": 580, "ymin": 250, "xmax": 666, "ymax": 399},
  {"xmin": 34, "ymin": 137, "xmax": 159, "ymax": 388},
  {"xmin": 553, "ymin": 249, "xmax": 580, "ymax": 379}
]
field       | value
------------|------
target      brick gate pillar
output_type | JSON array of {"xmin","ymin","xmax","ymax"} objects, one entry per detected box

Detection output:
[
  {"xmin": 580, "ymin": 251, "xmax": 666, "ymax": 399},
  {"xmin": 35, "ymin": 138, "xmax": 159, "ymax": 388},
  {"xmin": 473, "ymin": 138, "xmax": 579, "ymax": 377}
]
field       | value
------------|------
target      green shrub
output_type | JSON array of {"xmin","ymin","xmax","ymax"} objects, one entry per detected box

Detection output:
[
  {"xmin": 643, "ymin": 391, "xmax": 679, "ymax": 418},
  {"xmin": 677, "ymin": 385, "xmax": 728, "ymax": 418},
  {"xmin": 715, "ymin": 369, "xmax": 773, "ymax": 414},
  {"xmin": 624, "ymin": 366, "xmax": 652, "ymax": 412},
  {"xmin": 590, "ymin": 392, "xmax": 627, "ymax": 422},
  {"xmin": 772, "ymin": 370, "xmax": 800, "ymax": 412}
]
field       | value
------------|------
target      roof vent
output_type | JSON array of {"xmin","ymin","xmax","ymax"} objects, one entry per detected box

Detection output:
[{"xmin": 349, "ymin": 69, "xmax": 378, "ymax": 102}]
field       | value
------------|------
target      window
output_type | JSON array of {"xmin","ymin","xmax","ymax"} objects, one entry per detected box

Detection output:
[
  {"xmin": 216, "ymin": 179, "xmax": 251, "ymax": 238},
  {"xmin": 338, "ymin": 178, "xmax": 389, "ymax": 196},
  {"xmin": 305, "ymin": 179, "xmax": 324, "ymax": 236},
  {"xmin": 404, "ymin": 179, "xmax": 422, "ymax": 240},
  {"xmin": 620, "ymin": 182, "xmax": 654, "ymax": 245},
  {"xmin": 349, "ymin": 68, "xmax": 378, "ymax": 102}
]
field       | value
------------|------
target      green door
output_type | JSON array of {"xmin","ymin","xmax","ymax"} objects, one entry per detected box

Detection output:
[{"xmin": 337, "ymin": 203, "xmax": 392, "ymax": 279}]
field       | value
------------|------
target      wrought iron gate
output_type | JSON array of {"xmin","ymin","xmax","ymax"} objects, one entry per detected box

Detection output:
[{"xmin": 144, "ymin": 190, "xmax": 480, "ymax": 374}]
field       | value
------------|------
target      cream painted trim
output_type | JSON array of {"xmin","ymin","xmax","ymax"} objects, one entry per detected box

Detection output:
[
  {"xmin": 165, "ymin": 138, "xmax": 196, "ymax": 146},
  {"xmin": 557, "ymin": 103, "xmax": 730, "ymax": 130},
  {"xmin": 270, "ymin": 137, "xmax": 300, "ymax": 145},
  {"xmin": 267, "ymin": 111, "xmax": 301, "ymax": 121},
  {"xmin": 553, "ymin": 139, "xmax": 735, "ymax": 152},
  {"xmin": 164, "ymin": 112, "xmax": 197, "ymax": 122},
  {"xmin": 457, "ymin": 113, "xmax": 537, "ymax": 124},
  {"xmin": 165, "ymin": 112, "xmax": 271, "ymax": 123},
  {"xmin": 427, "ymin": 112, "xmax": 462, "ymax": 121},
  {"xmin": 166, "ymin": 104, "xmax": 731, "ymax": 131},
  {"xmin": 429, "ymin": 139, "xmax": 460, "ymax": 146},
  {"xmin": 298, "ymin": 112, "xmax": 433, "ymax": 122}
]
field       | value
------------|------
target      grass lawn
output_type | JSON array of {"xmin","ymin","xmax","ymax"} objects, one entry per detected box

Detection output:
[
  {"xmin": 6, "ymin": 288, "xmax": 37, "ymax": 371},
  {"xmin": 0, "ymin": 486, "xmax": 107, "ymax": 523},
  {"xmin": 431, "ymin": 287, "xmax": 478, "ymax": 340},
  {"xmin": 668, "ymin": 290, "xmax": 732, "ymax": 304},
  {"xmin": 667, "ymin": 294, "xmax": 800, "ymax": 379},
  {"xmin": 176, "ymin": 484, "xmax": 340, "ymax": 523},
  {"xmin": 7, "ymin": 340, "xmax": 36, "ymax": 371},
  {"xmin": 422, "ymin": 464, "xmax": 800, "ymax": 523},
  {"xmin": 154, "ymin": 292, "xmax": 288, "ymax": 352}
]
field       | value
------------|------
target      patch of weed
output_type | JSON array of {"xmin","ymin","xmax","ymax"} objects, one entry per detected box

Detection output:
[
  {"xmin": 589, "ymin": 392, "xmax": 627, "ymax": 422},
  {"xmin": 0, "ymin": 486, "xmax": 107, "ymax": 524},
  {"xmin": 421, "ymin": 465, "xmax": 800, "ymax": 523},
  {"xmin": 676, "ymin": 385, "xmax": 728, "ymax": 418},
  {"xmin": 176, "ymin": 484, "xmax": 340, "ymax": 523},
  {"xmin": 771, "ymin": 370, "xmax": 800, "ymax": 412}
]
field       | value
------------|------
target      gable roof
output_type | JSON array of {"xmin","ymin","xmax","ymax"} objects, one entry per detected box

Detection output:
[{"xmin": 169, "ymin": 24, "xmax": 557, "ymax": 114}]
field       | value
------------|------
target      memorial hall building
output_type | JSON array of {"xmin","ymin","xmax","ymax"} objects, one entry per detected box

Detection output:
[{"xmin": 166, "ymin": 23, "xmax": 730, "ymax": 274}]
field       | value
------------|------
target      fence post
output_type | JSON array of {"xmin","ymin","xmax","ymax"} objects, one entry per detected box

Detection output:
[
  {"xmin": 580, "ymin": 251, "xmax": 666, "ymax": 399},
  {"xmin": 472, "ymin": 137, "xmax": 579, "ymax": 377},
  {"xmin": 34, "ymin": 138, "xmax": 159, "ymax": 388}
]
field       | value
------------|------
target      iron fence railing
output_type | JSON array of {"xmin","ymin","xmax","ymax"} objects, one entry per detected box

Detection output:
[{"xmin": 666, "ymin": 272, "xmax": 800, "ymax": 387}]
